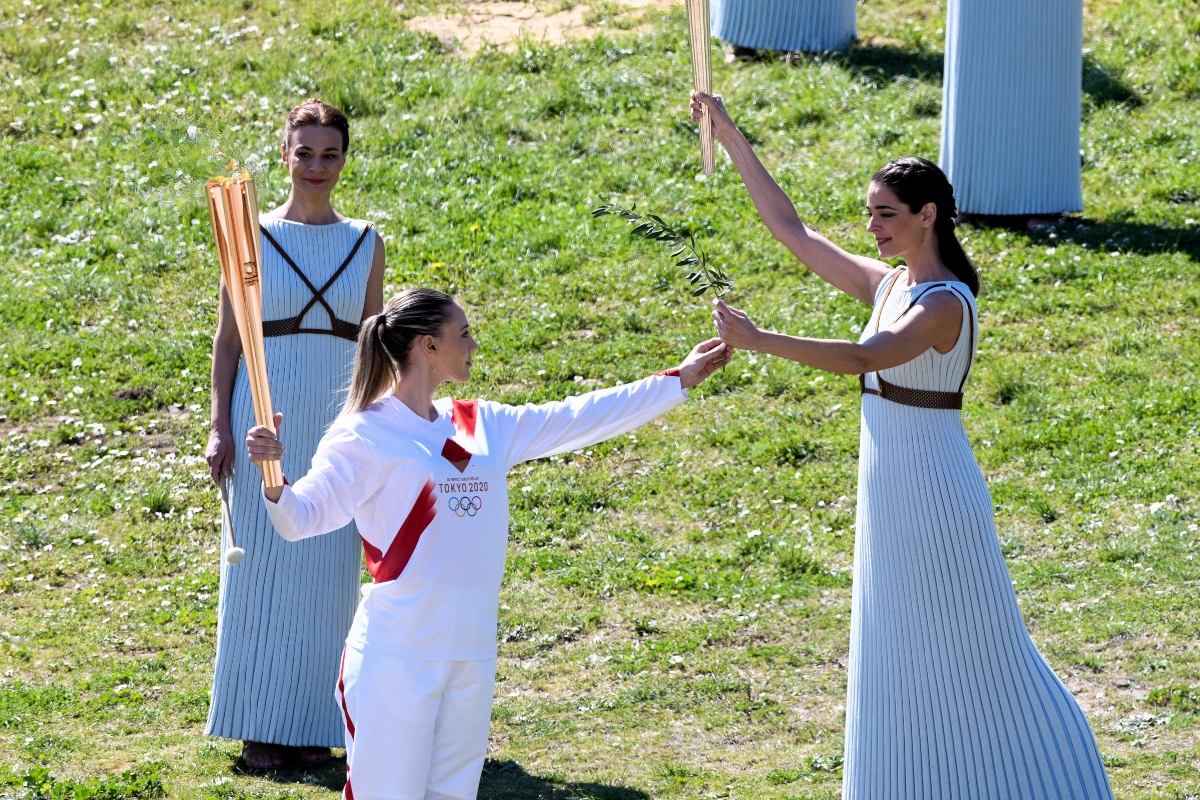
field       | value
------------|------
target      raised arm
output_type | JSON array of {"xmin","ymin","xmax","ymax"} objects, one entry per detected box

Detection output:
[
  {"xmin": 690, "ymin": 92, "xmax": 892, "ymax": 306},
  {"xmin": 500, "ymin": 338, "xmax": 730, "ymax": 468}
]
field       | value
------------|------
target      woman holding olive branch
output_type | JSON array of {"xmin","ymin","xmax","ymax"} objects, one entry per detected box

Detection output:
[{"xmin": 691, "ymin": 91, "xmax": 1113, "ymax": 799}]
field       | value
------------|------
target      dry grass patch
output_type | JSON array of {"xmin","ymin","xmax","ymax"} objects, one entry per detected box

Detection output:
[{"xmin": 406, "ymin": 0, "xmax": 677, "ymax": 53}]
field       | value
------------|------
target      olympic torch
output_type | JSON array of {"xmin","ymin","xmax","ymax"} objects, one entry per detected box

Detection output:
[
  {"xmin": 206, "ymin": 173, "xmax": 284, "ymax": 491},
  {"xmin": 685, "ymin": 0, "xmax": 716, "ymax": 175}
]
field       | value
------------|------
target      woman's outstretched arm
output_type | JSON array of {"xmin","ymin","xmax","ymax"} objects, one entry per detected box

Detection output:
[
  {"xmin": 691, "ymin": 92, "xmax": 892, "ymax": 306},
  {"xmin": 497, "ymin": 339, "xmax": 731, "ymax": 469},
  {"xmin": 713, "ymin": 297, "xmax": 962, "ymax": 375}
]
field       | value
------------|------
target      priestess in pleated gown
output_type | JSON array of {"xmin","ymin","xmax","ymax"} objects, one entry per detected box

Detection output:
[
  {"xmin": 844, "ymin": 269, "xmax": 1113, "ymax": 799},
  {"xmin": 206, "ymin": 216, "xmax": 374, "ymax": 747},
  {"xmin": 711, "ymin": 0, "xmax": 855, "ymax": 53},
  {"xmin": 940, "ymin": 0, "xmax": 1083, "ymax": 215}
]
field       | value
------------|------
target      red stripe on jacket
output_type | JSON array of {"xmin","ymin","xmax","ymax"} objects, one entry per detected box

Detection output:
[
  {"xmin": 451, "ymin": 398, "xmax": 479, "ymax": 442},
  {"xmin": 360, "ymin": 479, "xmax": 437, "ymax": 583},
  {"xmin": 656, "ymin": 368, "xmax": 680, "ymax": 377}
]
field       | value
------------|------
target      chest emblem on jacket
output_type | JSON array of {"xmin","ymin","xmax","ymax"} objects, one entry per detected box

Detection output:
[
  {"xmin": 441, "ymin": 439, "xmax": 472, "ymax": 473},
  {"xmin": 441, "ymin": 398, "xmax": 481, "ymax": 473}
]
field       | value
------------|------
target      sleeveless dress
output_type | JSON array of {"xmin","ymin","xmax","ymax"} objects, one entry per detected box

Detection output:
[
  {"xmin": 711, "ymin": 0, "xmax": 855, "ymax": 53},
  {"xmin": 843, "ymin": 269, "xmax": 1113, "ymax": 799},
  {"xmin": 206, "ymin": 216, "xmax": 375, "ymax": 748},
  {"xmin": 940, "ymin": 0, "xmax": 1083, "ymax": 215}
]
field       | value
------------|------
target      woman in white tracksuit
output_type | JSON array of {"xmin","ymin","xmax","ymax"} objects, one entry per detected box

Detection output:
[{"xmin": 246, "ymin": 288, "xmax": 730, "ymax": 800}]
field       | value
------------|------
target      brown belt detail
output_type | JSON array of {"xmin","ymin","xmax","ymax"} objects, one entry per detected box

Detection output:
[
  {"xmin": 860, "ymin": 270, "xmax": 973, "ymax": 411},
  {"xmin": 262, "ymin": 317, "xmax": 361, "ymax": 342},
  {"xmin": 859, "ymin": 374, "xmax": 963, "ymax": 410}
]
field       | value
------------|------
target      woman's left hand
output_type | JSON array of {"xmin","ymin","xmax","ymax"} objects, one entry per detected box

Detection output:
[
  {"xmin": 676, "ymin": 337, "xmax": 734, "ymax": 389},
  {"xmin": 712, "ymin": 299, "xmax": 764, "ymax": 351}
]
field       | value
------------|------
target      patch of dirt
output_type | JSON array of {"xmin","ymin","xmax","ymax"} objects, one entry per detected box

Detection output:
[
  {"xmin": 0, "ymin": 415, "xmax": 70, "ymax": 438},
  {"xmin": 113, "ymin": 387, "xmax": 153, "ymax": 401},
  {"xmin": 406, "ymin": 0, "xmax": 678, "ymax": 54}
]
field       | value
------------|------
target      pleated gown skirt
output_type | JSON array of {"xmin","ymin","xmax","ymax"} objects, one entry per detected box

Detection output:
[
  {"xmin": 711, "ymin": 0, "xmax": 855, "ymax": 53},
  {"xmin": 939, "ymin": 0, "xmax": 1084, "ymax": 215},
  {"xmin": 205, "ymin": 336, "xmax": 363, "ymax": 747},
  {"xmin": 844, "ymin": 399, "xmax": 1113, "ymax": 798}
]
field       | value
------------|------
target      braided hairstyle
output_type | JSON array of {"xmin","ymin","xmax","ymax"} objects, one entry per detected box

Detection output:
[
  {"xmin": 871, "ymin": 157, "xmax": 980, "ymax": 296},
  {"xmin": 342, "ymin": 289, "xmax": 457, "ymax": 414}
]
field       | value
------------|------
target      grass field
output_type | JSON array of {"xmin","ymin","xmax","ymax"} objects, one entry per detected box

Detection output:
[{"xmin": 1, "ymin": 0, "xmax": 1199, "ymax": 797}]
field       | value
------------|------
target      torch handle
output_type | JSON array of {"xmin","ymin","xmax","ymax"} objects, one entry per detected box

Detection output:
[
  {"xmin": 240, "ymin": 279, "xmax": 283, "ymax": 488},
  {"xmin": 686, "ymin": 0, "xmax": 716, "ymax": 175},
  {"xmin": 219, "ymin": 477, "xmax": 236, "ymax": 549}
]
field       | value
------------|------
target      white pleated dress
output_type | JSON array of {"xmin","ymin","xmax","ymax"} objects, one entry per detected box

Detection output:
[
  {"xmin": 711, "ymin": 0, "xmax": 855, "ymax": 53},
  {"xmin": 843, "ymin": 270, "xmax": 1112, "ymax": 799},
  {"xmin": 206, "ymin": 216, "xmax": 375, "ymax": 748},
  {"xmin": 940, "ymin": 0, "xmax": 1084, "ymax": 215}
]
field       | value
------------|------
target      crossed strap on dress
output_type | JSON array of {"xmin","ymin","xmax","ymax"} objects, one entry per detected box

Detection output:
[
  {"xmin": 859, "ymin": 269, "xmax": 975, "ymax": 410},
  {"xmin": 259, "ymin": 224, "xmax": 372, "ymax": 343}
]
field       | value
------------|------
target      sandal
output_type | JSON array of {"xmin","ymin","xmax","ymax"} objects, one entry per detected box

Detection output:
[{"xmin": 241, "ymin": 740, "xmax": 288, "ymax": 770}]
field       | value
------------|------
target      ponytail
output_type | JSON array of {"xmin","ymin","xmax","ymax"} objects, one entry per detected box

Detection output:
[
  {"xmin": 871, "ymin": 157, "xmax": 980, "ymax": 297},
  {"xmin": 933, "ymin": 215, "xmax": 979, "ymax": 297},
  {"xmin": 342, "ymin": 288, "xmax": 457, "ymax": 415}
]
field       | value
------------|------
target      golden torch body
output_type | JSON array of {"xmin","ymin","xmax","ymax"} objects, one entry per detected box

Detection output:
[{"xmin": 206, "ymin": 175, "xmax": 284, "ymax": 489}]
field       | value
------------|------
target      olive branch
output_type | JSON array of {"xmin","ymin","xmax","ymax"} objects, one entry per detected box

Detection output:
[{"xmin": 592, "ymin": 204, "xmax": 734, "ymax": 298}]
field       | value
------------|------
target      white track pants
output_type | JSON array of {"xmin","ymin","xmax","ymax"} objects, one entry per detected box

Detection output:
[{"xmin": 337, "ymin": 645, "xmax": 497, "ymax": 800}]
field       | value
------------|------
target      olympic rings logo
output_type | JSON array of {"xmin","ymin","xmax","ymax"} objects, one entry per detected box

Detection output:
[{"xmin": 449, "ymin": 495, "xmax": 483, "ymax": 518}]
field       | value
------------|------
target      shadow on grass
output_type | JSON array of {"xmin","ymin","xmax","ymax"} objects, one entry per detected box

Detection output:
[
  {"xmin": 234, "ymin": 755, "xmax": 346, "ymax": 791},
  {"xmin": 829, "ymin": 41, "xmax": 943, "ymax": 82},
  {"xmin": 480, "ymin": 759, "xmax": 651, "ymax": 800},
  {"xmin": 765, "ymin": 40, "xmax": 941, "ymax": 84},
  {"xmin": 1083, "ymin": 53, "xmax": 1141, "ymax": 109},
  {"xmin": 1049, "ymin": 219, "xmax": 1200, "ymax": 261},
  {"xmin": 792, "ymin": 45, "xmax": 1138, "ymax": 109},
  {"xmin": 231, "ymin": 756, "xmax": 650, "ymax": 799},
  {"xmin": 963, "ymin": 217, "xmax": 1200, "ymax": 262},
  {"xmin": 740, "ymin": 40, "xmax": 943, "ymax": 82}
]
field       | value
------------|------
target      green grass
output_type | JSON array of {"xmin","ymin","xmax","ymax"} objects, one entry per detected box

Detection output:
[{"xmin": 1, "ymin": 0, "xmax": 1199, "ymax": 796}]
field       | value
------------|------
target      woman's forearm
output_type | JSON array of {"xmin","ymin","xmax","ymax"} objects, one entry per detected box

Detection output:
[
  {"xmin": 752, "ymin": 330, "xmax": 871, "ymax": 375},
  {"xmin": 210, "ymin": 337, "xmax": 241, "ymax": 432}
]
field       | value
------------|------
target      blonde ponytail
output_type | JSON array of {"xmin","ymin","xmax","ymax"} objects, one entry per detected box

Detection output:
[{"xmin": 342, "ymin": 289, "xmax": 456, "ymax": 415}]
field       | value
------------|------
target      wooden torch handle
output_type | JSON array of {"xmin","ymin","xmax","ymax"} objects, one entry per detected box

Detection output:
[{"xmin": 686, "ymin": 0, "xmax": 715, "ymax": 175}]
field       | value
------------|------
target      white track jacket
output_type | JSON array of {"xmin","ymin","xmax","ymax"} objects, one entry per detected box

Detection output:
[{"xmin": 264, "ymin": 372, "xmax": 687, "ymax": 661}]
